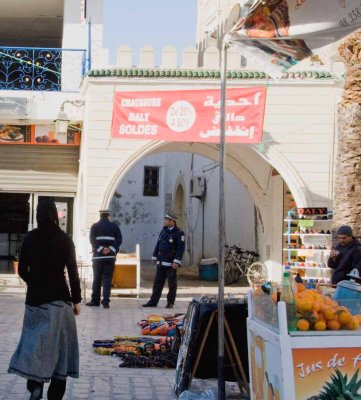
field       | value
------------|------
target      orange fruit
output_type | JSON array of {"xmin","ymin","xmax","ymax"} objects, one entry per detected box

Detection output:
[
  {"xmin": 305, "ymin": 310, "xmax": 319, "ymax": 324},
  {"xmin": 323, "ymin": 307, "xmax": 336, "ymax": 321},
  {"xmin": 327, "ymin": 320, "xmax": 341, "ymax": 330},
  {"xmin": 346, "ymin": 316, "xmax": 360, "ymax": 330},
  {"xmin": 318, "ymin": 313, "xmax": 326, "ymax": 322},
  {"xmin": 297, "ymin": 283, "xmax": 306, "ymax": 293},
  {"xmin": 296, "ymin": 298, "xmax": 313, "ymax": 312},
  {"xmin": 335, "ymin": 305, "xmax": 349, "ymax": 312},
  {"xmin": 297, "ymin": 319, "xmax": 310, "ymax": 331},
  {"xmin": 314, "ymin": 320, "xmax": 327, "ymax": 331},
  {"xmin": 337, "ymin": 310, "xmax": 352, "ymax": 326},
  {"xmin": 312, "ymin": 301, "xmax": 321, "ymax": 313}
]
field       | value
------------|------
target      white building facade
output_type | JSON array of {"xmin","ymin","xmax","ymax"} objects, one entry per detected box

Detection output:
[{"xmin": 0, "ymin": 0, "xmax": 344, "ymax": 283}]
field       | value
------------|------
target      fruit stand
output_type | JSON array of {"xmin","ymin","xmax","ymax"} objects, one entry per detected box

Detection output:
[{"xmin": 248, "ymin": 288, "xmax": 361, "ymax": 400}]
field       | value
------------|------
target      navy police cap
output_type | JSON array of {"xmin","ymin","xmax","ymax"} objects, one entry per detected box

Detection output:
[{"xmin": 99, "ymin": 209, "xmax": 111, "ymax": 215}]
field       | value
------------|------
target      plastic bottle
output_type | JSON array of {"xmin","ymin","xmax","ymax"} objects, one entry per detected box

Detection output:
[
  {"xmin": 280, "ymin": 271, "xmax": 297, "ymax": 331},
  {"xmin": 284, "ymin": 265, "xmax": 297, "ymax": 294}
]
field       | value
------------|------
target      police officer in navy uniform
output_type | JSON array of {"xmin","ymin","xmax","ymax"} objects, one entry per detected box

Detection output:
[
  {"xmin": 86, "ymin": 209, "xmax": 122, "ymax": 309},
  {"xmin": 142, "ymin": 212, "xmax": 185, "ymax": 309}
]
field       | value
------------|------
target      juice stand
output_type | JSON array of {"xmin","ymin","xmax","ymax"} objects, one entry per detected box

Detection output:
[{"xmin": 247, "ymin": 289, "xmax": 361, "ymax": 400}]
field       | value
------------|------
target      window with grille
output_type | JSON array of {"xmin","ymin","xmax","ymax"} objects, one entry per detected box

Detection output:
[{"xmin": 143, "ymin": 166, "xmax": 159, "ymax": 196}]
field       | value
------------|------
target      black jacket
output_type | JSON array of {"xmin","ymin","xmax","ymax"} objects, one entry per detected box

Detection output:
[
  {"xmin": 152, "ymin": 226, "xmax": 185, "ymax": 267},
  {"xmin": 328, "ymin": 238, "xmax": 361, "ymax": 284},
  {"xmin": 19, "ymin": 226, "xmax": 82, "ymax": 306},
  {"xmin": 90, "ymin": 219, "xmax": 122, "ymax": 261}
]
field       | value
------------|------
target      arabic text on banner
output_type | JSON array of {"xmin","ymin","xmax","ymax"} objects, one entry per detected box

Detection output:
[{"xmin": 111, "ymin": 87, "xmax": 267, "ymax": 144}]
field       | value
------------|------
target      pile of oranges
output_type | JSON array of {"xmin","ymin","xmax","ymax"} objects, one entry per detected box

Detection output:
[{"xmin": 294, "ymin": 284, "xmax": 361, "ymax": 331}]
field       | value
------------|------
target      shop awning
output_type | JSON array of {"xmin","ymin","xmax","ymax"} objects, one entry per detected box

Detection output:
[{"xmin": 224, "ymin": 0, "xmax": 361, "ymax": 78}]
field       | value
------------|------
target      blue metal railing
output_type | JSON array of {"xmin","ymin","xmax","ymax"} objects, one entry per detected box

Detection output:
[{"xmin": 0, "ymin": 47, "xmax": 87, "ymax": 92}]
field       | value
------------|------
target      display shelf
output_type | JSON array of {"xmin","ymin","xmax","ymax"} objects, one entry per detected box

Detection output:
[
  {"xmin": 289, "ymin": 266, "xmax": 332, "ymax": 271},
  {"xmin": 283, "ymin": 233, "xmax": 330, "ymax": 236},
  {"xmin": 283, "ymin": 248, "xmax": 331, "ymax": 252},
  {"xmin": 283, "ymin": 219, "xmax": 332, "ymax": 222},
  {"xmin": 283, "ymin": 209, "xmax": 333, "ymax": 282}
]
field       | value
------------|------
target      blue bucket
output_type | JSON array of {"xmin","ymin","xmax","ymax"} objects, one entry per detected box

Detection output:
[
  {"xmin": 333, "ymin": 280, "xmax": 361, "ymax": 315},
  {"xmin": 199, "ymin": 258, "xmax": 218, "ymax": 281}
]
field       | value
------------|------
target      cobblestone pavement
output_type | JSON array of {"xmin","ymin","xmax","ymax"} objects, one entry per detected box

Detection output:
[{"xmin": 0, "ymin": 275, "xmax": 248, "ymax": 400}]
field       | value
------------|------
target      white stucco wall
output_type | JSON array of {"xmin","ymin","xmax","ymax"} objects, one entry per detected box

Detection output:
[{"xmin": 110, "ymin": 152, "xmax": 255, "ymax": 265}]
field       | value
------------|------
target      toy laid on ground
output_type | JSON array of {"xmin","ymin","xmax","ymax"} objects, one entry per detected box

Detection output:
[
  {"xmin": 137, "ymin": 313, "xmax": 185, "ymax": 336},
  {"xmin": 92, "ymin": 328, "xmax": 182, "ymax": 368}
]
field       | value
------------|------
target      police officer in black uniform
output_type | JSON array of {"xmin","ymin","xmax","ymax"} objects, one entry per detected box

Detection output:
[
  {"xmin": 142, "ymin": 212, "xmax": 185, "ymax": 309},
  {"xmin": 86, "ymin": 209, "xmax": 122, "ymax": 309}
]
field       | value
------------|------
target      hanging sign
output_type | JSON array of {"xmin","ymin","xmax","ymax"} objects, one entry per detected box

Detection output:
[
  {"xmin": 225, "ymin": 0, "xmax": 361, "ymax": 78},
  {"xmin": 0, "ymin": 125, "xmax": 80, "ymax": 145},
  {"xmin": 111, "ymin": 87, "xmax": 266, "ymax": 143},
  {"xmin": 297, "ymin": 207, "xmax": 328, "ymax": 216}
]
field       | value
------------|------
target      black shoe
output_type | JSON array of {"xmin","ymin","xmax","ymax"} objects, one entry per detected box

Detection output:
[
  {"xmin": 142, "ymin": 302, "xmax": 157, "ymax": 307},
  {"xmin": 165, "ymin": 303, "xmax": 174, "ymax": 309},
  {"xmin": 30, "ymin": 387, "xmax": 42, "ymax": 400},
  {"xmin": 102, "ymin": 303, "xmax": 110, "ymax": 309},
  {"xmin": 86, "ymin": 301, "xmax": 100, "ymax": 307}
]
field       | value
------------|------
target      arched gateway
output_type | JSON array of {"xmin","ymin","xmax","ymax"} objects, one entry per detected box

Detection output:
[{"xmin": 77, "ymin": 68, "xmax": 340, "ymax": 281}]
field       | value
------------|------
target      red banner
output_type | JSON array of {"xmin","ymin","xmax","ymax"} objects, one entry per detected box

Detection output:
[{"xmin": 111, "ymin": 87, "xmax": 266, "ymax": 143}]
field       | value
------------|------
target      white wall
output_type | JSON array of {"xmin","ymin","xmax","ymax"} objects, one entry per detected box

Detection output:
[
  {"xmin": 109, "ymin": 153, "xmax": 165, "ymax": 256},
  {"xmin": 110, "ymin": 152, "xmax": 255, "ymax": 265},
  {"xmin": 62, "ymin": 0, "xmax": 103, "ymax": 50}
]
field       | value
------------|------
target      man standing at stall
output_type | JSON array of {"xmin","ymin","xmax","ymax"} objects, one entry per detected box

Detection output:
[
  {"xmin": 86, "ymin": 209, "xmax": 122, "ymax": 309},
  {"xmin": 142, "ymin": 212, "xmax": 185, "ymax": 309},
  {"xmin": 328, "ymin": 225, "xmax": 361, "ymax": 284}
]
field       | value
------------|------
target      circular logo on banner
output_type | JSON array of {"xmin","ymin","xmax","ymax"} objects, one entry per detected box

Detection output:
[{"xmin": 166, "ymin": 101, "xmax": 196, "ymax": 132}]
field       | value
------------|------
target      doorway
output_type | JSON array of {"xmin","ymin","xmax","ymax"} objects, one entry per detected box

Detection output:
[
  {"xmin": 174, "ymin": 184, "xmax": 185, "ymax": 230},
  {"xmin": 0, "ymin": 192, "xmax": 74, "ymax": 274},
  {"xmin": 0, "ymin": 193, "xmax": 29, "ymax": 273}
]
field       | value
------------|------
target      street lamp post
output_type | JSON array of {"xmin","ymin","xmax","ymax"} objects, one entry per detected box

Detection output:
[{"xmin": 218, "ymin": 41, "xmax": 228, "ymax": 400}]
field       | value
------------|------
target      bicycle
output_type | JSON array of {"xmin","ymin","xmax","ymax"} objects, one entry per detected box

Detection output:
[{"xmin": 224, "ymin": 245, "xmax": 268, "ymax": 286}]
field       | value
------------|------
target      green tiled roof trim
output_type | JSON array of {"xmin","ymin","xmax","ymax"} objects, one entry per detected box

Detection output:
[{"xmin": 87, "ymin": 68, "xmax": 334, "ymax": 80}]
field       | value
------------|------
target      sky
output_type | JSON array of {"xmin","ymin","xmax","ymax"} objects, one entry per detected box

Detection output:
[{"xmin": 103, "ymin": 0, "xmax": 198, "ymax": 66}]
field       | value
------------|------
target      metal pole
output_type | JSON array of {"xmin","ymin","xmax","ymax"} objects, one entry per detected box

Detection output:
[
  {"xmin": 87, "ymin": 18, "xmax": 92, "ymax": 71},
  {"xmin": 218, "ymin": 42, "xmax": 227, "ymax": 400},
  {"xmin": 202, "ymin": 198, "xmax": 205, "ymax": 259}
]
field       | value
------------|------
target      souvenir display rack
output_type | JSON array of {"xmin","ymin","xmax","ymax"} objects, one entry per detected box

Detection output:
[{"xmin": 283, "ymin": 208, "xmax": 333, "ymax": 284}]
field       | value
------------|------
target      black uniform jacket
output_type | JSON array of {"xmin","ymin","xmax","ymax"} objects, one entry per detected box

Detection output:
[
  {"xmin": 90, "ymin": 219, "xmax": 122, "ymax": 261},
  {"xmin": 152, "ymin": 226, "xmax": 185, "ymax": 267}
]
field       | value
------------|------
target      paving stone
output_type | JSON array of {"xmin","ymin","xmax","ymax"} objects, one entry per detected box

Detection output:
[{"xmin": 0, "ymin": 280, "xmax": 248, "ymax": 399}]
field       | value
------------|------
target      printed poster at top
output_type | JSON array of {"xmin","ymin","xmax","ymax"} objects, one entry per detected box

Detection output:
[
  {"xmin": 225, "ymin": 0, "xmax": 361, "ymax": 78},
  {"xmin": 111, "ymin": 87, "xmax": 267, "ymax": 144}
]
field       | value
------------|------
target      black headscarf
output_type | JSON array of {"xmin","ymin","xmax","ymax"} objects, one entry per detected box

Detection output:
[{"xmin": 36, "ymin": 199, "xmax": 59, "ymax": 231}]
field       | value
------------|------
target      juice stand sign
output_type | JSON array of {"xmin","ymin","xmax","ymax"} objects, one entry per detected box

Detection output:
[{"xmin": 293, "ymin": 347, "xmax": 361, "ymax": 399}]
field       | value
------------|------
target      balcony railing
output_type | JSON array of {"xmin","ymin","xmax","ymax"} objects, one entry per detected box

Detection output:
[{"xmin": 0, "ymin": 47, "xmax": 86, "ymax": 92}]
